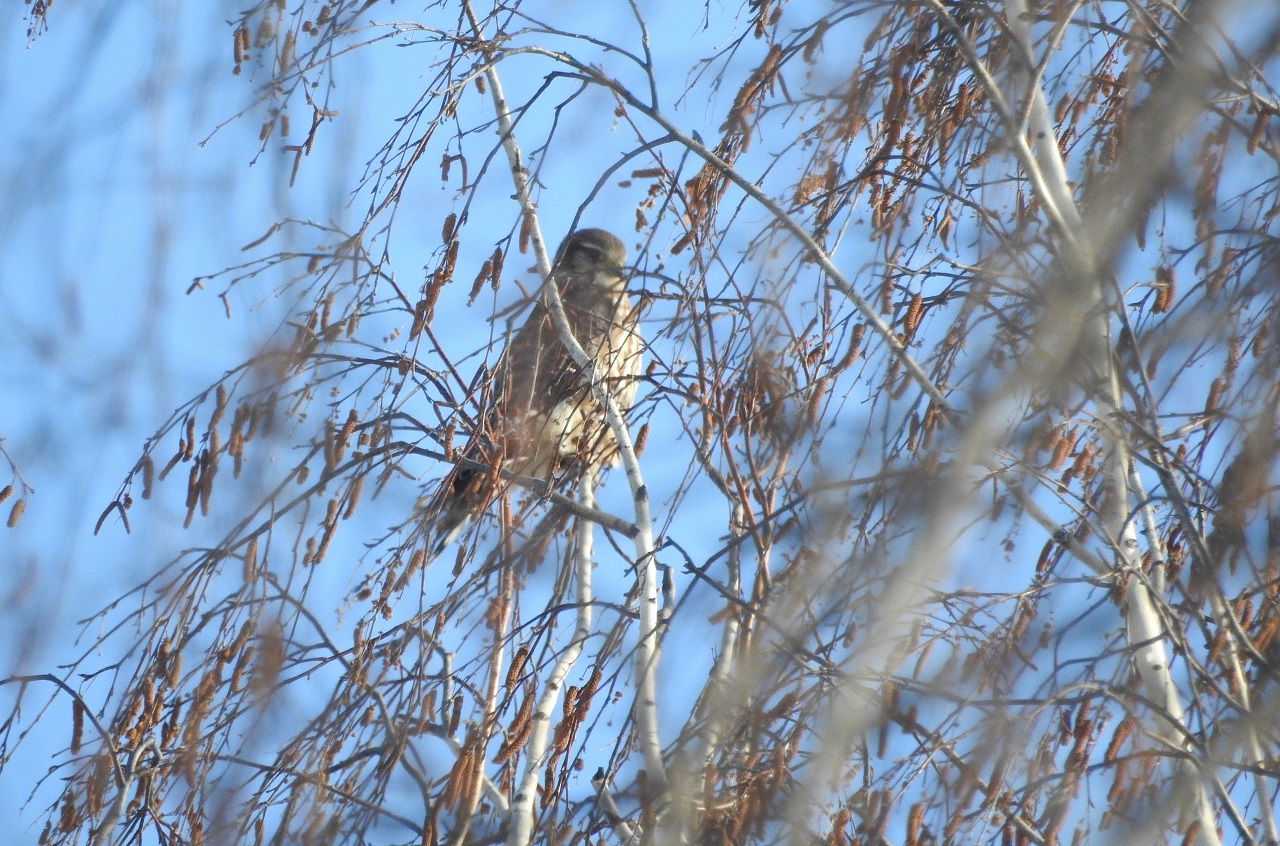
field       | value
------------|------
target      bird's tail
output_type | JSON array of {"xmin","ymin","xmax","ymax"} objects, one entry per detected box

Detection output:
[
  {"xmin": 427, "ymin": 506, "xmax": 472, "ymax": 564},
  {"xmin": 425, "ymin": 466, "xmax": 482, "ymax": 564}
]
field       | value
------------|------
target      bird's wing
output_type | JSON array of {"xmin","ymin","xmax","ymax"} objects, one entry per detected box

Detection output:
[{"xmin": 426, "ymin": 270, "xmax": 643, "ymax": 558}]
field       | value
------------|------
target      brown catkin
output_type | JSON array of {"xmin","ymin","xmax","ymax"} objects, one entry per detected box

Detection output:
[
  {"xmin": 410, "ymin": 298, "xmax": 428, "ymax": 340},
  {"xmin": 906, "ymin": 802, "xmax": 924, "ymax": 846},
  {"xmin": 440, "ymin": 235, "xmax": 460, "ymax": 281},
  {"xmin": 234, "ymin": 24, "xmax": 249, "ymax": 65},
  {"xmin": 244, "ymin": 536, "xmax": 259, "ymax": 581},
  {"xmin": 231, "ymin": 646, "xmax": 255, "ymax": 693},
  {"xmin": 1254, "ymin": 614, "xmax": 1280, "ymax": 652},
  {"xmin": 406, "ymin": 548, "xmax": 426, "ymax": 580},
  {"xmin": 1048, "ymin": 428, "xmax": 1077, "ymax": 470},
  {"xmin": 58, "ymin": 792, "xmax": 76, "ymax": 833},
  {"xmin": 1247, "ymin": 111, "xmax": 1268, "ymax": 155},
  {"xmin": 509, "ymin": 695, "xmax": 534, "ymax": 738},
  {"xmin": 489, "ymin": 247, "xmax": 505, "ymax": 288},
  {"xmin": 343, "ymin": 476, "xmax": 364, "ymax": 519},
  {"xmin": 577, "ymin": 666, "xmax": 602, "ymax": 715},
  {"xmin": 506, "ymin": 644, "xmax": 530, "ymax": 692},
  {"xmin": 834, "ymin": 324, "xmax": 865, "ymax": 373},
  {"xmin": 198, "ymin": 452, "xmax": 214, "ymax": 516},
  {"xmin": 902, "ymin": 292, "xmax": 924, "ymax": 339},
  {"xmin": 442, "ymin": 746, "xmax": 472, "ymax": 805},
  {"xmin": 1153, "ymin": 265, "xmax": 1175, "ymax": 313},
  {"xmin": 165, "ymin": 649, "xmax": 184, "ymax": 690},
  {"xmin": 8, "ymin": 498, "xmax": 26, "ymax": 528},
  {"xmin": 485, "ymin": 447, "xmax": 504, "ymax": 491},
  {"xmin": 469, "ymin": 259, "xmax": 493, "ymax": 303},
  {"xmin": 279, "ymin": 30, "xmax": 295, "ymax": 71},
  {"xmin": 0, "ymin": 484, "xmax": 12, "ymax": 506},
  {"xmin": 551, "ymin": 719, "xmax": 572, "ymax": 753},
  {"xmin": 323, "ymin": 420, "xmax": 337, "ymax": 473},
  {"xmin": 70, "ymin": 700, "xmax": 84, "ymax": 755},
  {"xmin": 211, "ymin": 384, "xmax": 228, "ymax": 429},
  {"xmin": 140, "ymin": 455, "xmax": 155, "ymax": 499},
  {"xmin": 1104, "ymin": 715, "xmax": 1132, "ymax": 762},
  {"xmin": 562, "ymin": 686, "xmax": 578, "ymax": 717},
  {"xmin": 339, "ymin": 409, "xmax": 358, "ymax": 451},
  {"xmin": 231, "ymin": 620, "xmax": 253, "ymax": 654},
  {"xmin": 519, "ymin": 212, "xmax": 533, "ymax": 254},
  {"xmin": 1068, "ymin": 442, "xmax": 1093, "ymax": 479},
  {"xmin": 807, "ymin": 377, "xmax": 827, "ymax": 424},
  {"xmin": 634, "ymin": 423, "xmax": 650, "ymax": 457},
  {"xmin": 448, "ymin": 694, "xmax": 463, "ymax": 734},
  {"xmin": 1205, "ymin": 377, "xmax": 1226, "ymax": 412},
  {"xmin": 542, "ymin": 758, "xmax": 559, "ymax": 808}
]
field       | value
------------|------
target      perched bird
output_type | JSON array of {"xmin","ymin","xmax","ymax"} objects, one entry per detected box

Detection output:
[{"xmin": 428, "ymin": 228, "xmax": 643, "ymax": 559}]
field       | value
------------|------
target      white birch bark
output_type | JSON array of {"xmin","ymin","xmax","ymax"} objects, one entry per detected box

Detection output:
[{"xmin": 463, "ymin": 0, "xmax": 667, "ymax": 822}]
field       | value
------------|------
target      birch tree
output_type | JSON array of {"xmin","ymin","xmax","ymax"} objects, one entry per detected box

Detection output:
[{"xmin": 6, "ymin": 1, "xmax": 1280, "ymax": 845}]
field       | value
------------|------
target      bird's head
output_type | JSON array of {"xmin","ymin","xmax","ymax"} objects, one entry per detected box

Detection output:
[{"xmin": 553, "ymin": 228, "xmax": 628, "ymax": 292}]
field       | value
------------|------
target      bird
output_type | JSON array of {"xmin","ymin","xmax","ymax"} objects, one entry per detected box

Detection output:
[{"xmin": 427, "ymin": 228, "xmax": 643, "ymax": 560}]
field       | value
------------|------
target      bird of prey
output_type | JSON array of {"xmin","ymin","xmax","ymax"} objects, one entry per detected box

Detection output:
[{"xmin": 428, "ymin": 228, "xmax": 643, "ymax": 559}]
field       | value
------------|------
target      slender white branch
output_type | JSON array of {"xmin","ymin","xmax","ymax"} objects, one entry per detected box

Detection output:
[
  {"xmin": 1003, "ymin": 0, "xmax": 1087, "ymax": 238},
  {"xmin": 921, "ymin": 0, "xmax": 1085, "ymax": 257},
  {"xmin": 463, "ymin": 0, "xmax": 666, "ymax": 800},
  {"xmin": 696, "ymin": 501, "xmax": 743, "ymax": 773},
  {"xmin": 1205, "ymin": 588, "xmax": 1280, "ymax": 844},
  {"xmin": 506, "ymin": 478, "xmax": 597, "ymax": 846},
  {"xmin": 92, "ymin": 739, "xmax": 160, "ymax": 846},
  {"xmin": 997, "ymin": 2, "xmax": 1225, "ymax": 841}
]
